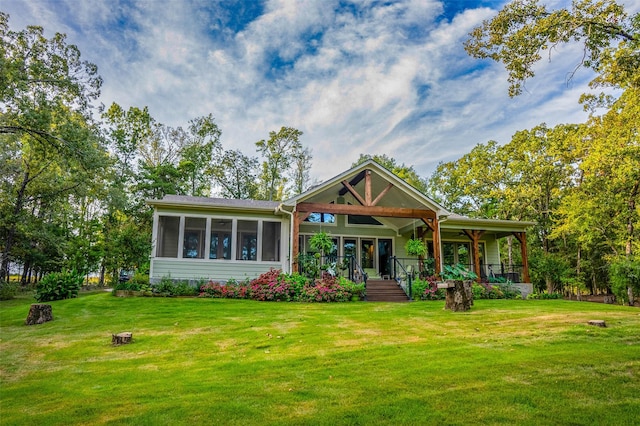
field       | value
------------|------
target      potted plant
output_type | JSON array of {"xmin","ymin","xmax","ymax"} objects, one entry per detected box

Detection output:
[
  {"xmin": 309, "ymin": 231, "xmax": 333, "ymax": 256},
  {"xmin": 440, "ymin": 264, "xmax": 477, "ymax": 312},
  {"xmin": 405, "ymin": 238, "xmax": 427, "ymax": 257}
]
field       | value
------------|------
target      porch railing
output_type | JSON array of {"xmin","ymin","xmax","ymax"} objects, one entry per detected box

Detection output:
[
  {"xmin": 390, "ymin": 256, "xmax": 414, "ymax": 300},
  {"xmin": 448, "ymin": 263, "xmax": 525, "ymax": 283},
  {"xmin": 296, "ymin": 254, "xmax": 367, "ymax": 285}
]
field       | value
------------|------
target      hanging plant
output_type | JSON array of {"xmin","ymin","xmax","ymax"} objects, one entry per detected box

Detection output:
[
  {"xmin": 405, "ymin": 238, "xmax": 427, "ymax": 257},
  {"xmin": 309, "ymin": 231, "xmax": 333, "ymax": 256}
]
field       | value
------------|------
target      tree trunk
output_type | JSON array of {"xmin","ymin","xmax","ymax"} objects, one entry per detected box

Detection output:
[
  {"xmin": 1, "ymin": 170, "xmax": 30, "ymax": 282},
  {"xmin": 25, "ymin": 304, "xmax": 53, "ymax": 325},
  {"xmin": 112, "ymin": 332, "xmax": 133, "ymax": 345},
  {"xmin": 444, "ymin": 280, "xmax": 473, "ymax": 312}
]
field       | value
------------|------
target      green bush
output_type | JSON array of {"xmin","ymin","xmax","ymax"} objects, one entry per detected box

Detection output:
[
  {"xmin": 113, "ymin": 281, "xmax": 142, "ymax": 291},
  {"xmin": 0, "ymin": 282, "xmax": 19, "ymax": 300},
  {"xmin": 526, "ymin": 292, "xmax": 562, "ymax": 300},
  {"xmin": 152, "ymin": 276, "xmax": 198, "ymax": 297},
  {"xmin": 338, "ymin": 276, "xmax": 365, "ymax": 300},
  {"xmin": 35, "ymin": 270, "xmax": 83, "ymax": 302},
  {"xmin": 130, "ymin": 272, "xmax": 149, "ymax": 287},
  {"xmin": 609, "ymin": 256, "xmax": 640, "ymax": 304},
  {"xmin": 411, "ymin": 276, "xmax": 442, "ymax": 300},
  {"xmin": 283, "ymin": 272, "xmax": 309, "ymax": 299}
]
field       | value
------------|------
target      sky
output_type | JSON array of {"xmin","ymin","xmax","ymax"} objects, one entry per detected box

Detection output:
[{"xmin": 3, "ymin": 0, "xmax": 639, "ymax": 186}]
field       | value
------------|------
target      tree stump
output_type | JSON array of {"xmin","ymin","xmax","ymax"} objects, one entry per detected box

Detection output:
[
  {"xmin": 25, "ymin": 304, "xmax": 53, "ymax": 325},
  {"xmin": 444, "ymin": 280, "xmax": 474, "ymax": 312},
  {"xmin": 112, "ymin": 332, "xmax": 133, "ymax": 345}
]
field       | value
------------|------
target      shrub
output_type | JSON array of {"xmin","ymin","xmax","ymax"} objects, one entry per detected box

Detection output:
[
  {"xmin": 526, "ymin": 292, "xmax": 562, "ymax": 300},
  {"xmin": 299, "ymin": 274, "xmax": 351, "ymax": 302},
  {"xmin": 199, "ymin": 280, "xmax": 251, "ymax": 299},
  {"xmin": 283, "ymin": 273, "xmax": 309, "ymax": 299},
  {"xmin": 338, "ymin": 276, "xmax": 365, "ymax": 300},
  {"xmin": 35, "ymin": 270, "xmax": 83, "ymax": 302},
  {"xmin": 152, "ymin": 276, "xmax": 198, "ymax": 297},
  {"xmin": 113, "ymin": 281, "xmax": 142, "ymax": 291},
  {"xmin": 609, "ymin": 256, "xmax": 640, "ymax": 304},
  {"xmin": 130, "ymin": 272, "xmax": 149, "ymax": 287},
  {"xmin": 0, "ymin": 282, "xmax": 19, "ymax": 300},
  {"xmin": 441, "ymin": 264, "xmax": 478, "ymax": 281},
  {"xmin": 250, "ymin": 269, "xmax": 294, "ymax": 301},
  {"xmin": 412, "ymin": 276, "xmax": 442, "ymax": 300}
]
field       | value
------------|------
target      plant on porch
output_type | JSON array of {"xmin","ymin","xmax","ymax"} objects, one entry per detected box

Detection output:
[{"xmin": 404, "ymin": 238, "xmax": 427, "ymax": 257}]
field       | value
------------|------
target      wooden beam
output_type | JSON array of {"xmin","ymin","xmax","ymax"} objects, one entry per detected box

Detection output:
[
  {"xmin": 341, "ymin": 180, "xmax": 366, "ymax": 206},
  {"xmin": 431, "ymin": 217, "xmax": 441, "ymax": 275},
  {"xmin": 513, "ymin": 232, "xmax": 530, "ymax": 283},
  {"xmin": 297, "ymin": 202, "xmax": 436, "ymax": 219},
  {"xmin": 371, "ymin": 183, "xmax": 393, "ymax": 206},
  {"xmin": 463, "ymin": 229, "xmax": 485, "ymax": 282},
  {"xmin": 338, "ymin": 170, "xmax": 366, "ymax": 196},
  {"xmin": 365, "ymin": 170, "xmax": 372, "ymax": 206}
]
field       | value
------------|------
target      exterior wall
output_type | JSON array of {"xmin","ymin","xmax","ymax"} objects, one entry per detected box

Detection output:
[
  {"xmin": 150, "ymin": 259, "xmax": 282, "ymax": 283},
  {"xmin": 150, "ymin": 205, "xmax": 289, "ymax": 282}
]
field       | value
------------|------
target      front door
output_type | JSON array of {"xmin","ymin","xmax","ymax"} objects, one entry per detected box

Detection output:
[{"xmin": 378, "ymin": 239, "xmax": 392, "ymax": 277}]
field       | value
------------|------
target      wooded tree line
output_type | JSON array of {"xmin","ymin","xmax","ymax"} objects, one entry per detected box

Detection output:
[
  {"xmin": 0, "ymin": 12, "xmax": 311, "ymax": 284},
  {"xmin": 431, "ymin": 0, "xmax": 639, "ymax": 302},
  {"xmin": 1, "ymin": 1, "xmax": 638, "ymax": 303}
]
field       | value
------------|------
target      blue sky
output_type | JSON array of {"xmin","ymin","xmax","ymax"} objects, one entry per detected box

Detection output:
[{"xmin": 3, "ymin": 0, "xmax": 639, "ymax": 186}]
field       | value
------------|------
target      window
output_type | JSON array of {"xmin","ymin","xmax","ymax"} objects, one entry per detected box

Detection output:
[
  {"xmin": 157, "ymin": 216, "xmax": 179, "ymax": 257},
  {"xmin": 344, "ymin": 239, "xmax": 356, "ymax": 259},
  {"xmin": 361, "ymin": 239, "xmax": 374, "ymax": 269},
  {"xmin": 305, "ymin": 213, "xmax": 335, "ymax": 223},
  {"xmin": 210, "ymin": 219, "xmax": 232, "ymax": 259},
  {"xmin": 348, "ymin": 215, "xmax": 383, "ymax": 225},
  {"xmin": 183, "ymin": 217, "xmax": 206, "ymax": 259},
  {"xmin": 262, "ymin": 222, "xmax": 281, "ymax": 261},
  {"xmin": 443, "ymin": 242, "xmax": 471, "ymax": 267},
  {"xmin": 237, "ymin": 220, "xmax": 257, "ymax": 261}
]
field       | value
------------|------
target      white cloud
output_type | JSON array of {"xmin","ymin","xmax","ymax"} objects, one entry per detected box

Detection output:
[{"xmin": 3, "ymin": 0, "xmax": 632, "ymax": 183}]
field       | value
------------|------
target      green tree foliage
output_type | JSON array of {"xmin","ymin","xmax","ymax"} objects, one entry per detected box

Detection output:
[
  {"xmin": 256, "ymin": 126, "xmax": 304, "ymax": 201},
  {"xmin": 428, "ymin": 142, "xmax": 506, "ymax": 217},
  {"xmin": 0, "ymin": 13, "xmax": 107, "ymax": 282},
  {"xmin": 352, "ymin": 154, "xmax": 429, "ymax": 195},
  {"xmin": 456, "ymin": 0, "xmax": 639, "ymax": 298},
  {"xmin": 464, "ymin": 0, "xmax": 638, "ymax": 97},
  {"xmin": 211, "ymin": 149, "xmax": 260, "ymax": 199}
]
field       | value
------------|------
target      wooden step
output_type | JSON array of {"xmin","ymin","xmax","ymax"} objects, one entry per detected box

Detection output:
[{"xmin": 365, "ymin": 279, "xmax": 410, "ymax": 302}]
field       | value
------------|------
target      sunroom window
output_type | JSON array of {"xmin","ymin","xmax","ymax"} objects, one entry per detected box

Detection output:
[
  {"xmin": 261, "ymin": 221, "xmax": 281, "ymax": 261},
  {"xmin": 157, "ymin": 216, "xmax": 180, "ymax": 257},
  {"xmin": 183, "ymin": 217, "xmax": 206, "ymax": 259},
  {"xmin": 210, "ymin": 219, "xmax": 232, "ymax": 259},
  {"xmin": 237, "ymin": 220, "xmax": 258, "ymax": 261}
]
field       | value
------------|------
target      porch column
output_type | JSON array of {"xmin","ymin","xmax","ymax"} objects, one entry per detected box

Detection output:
[
  {"xmin": 513, "ymin": 232, "xmax": 530, "ymax": 283},
  {"xmin": 422, "ymin": 217, "xmax": 441, "ymax": 276},
  {"xmin": 463, "ymin": 230, "xmax": 485, "ymax": 282},
  {"xmin": 292, "ymin": 212, "xmax": 300, "ymax": 273}
]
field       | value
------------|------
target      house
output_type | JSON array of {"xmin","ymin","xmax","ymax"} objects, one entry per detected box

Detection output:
[{"xmin": 147, "ymin": 160, "xmax": 534, "ymax": 296}]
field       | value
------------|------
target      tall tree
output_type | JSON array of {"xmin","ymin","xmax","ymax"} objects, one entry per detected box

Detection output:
[
  {"xmin": 256, "ymin": 126, "xmax": 304, "ymax": 201},
  {"xmin": 211, "ymin": 149, "xmax": 260, "ymax": 199},
  {"xmin": 465, "ymin": 0, "xmax": 639, "ymax": 300},
  {"xmin": 179, "ymin": 114, "xmax": 221, "ymax": 197},
  {"xmin": 290, "ymin": 146, "xmax": 313, "ymax": 196},
  {"xmin": 0, "ymin": 13, "xmax": 106, "ymax": 281}
]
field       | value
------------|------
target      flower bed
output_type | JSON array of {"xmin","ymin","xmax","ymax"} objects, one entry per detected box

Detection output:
[{"xmin": 199, "ymin": 269, "xmax": 364, "ymax": 302}]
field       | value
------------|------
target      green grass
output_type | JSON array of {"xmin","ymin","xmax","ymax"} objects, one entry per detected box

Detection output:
[{"xmin": 1, "ymin": 294, "xmax": 639, "ymax": 425}]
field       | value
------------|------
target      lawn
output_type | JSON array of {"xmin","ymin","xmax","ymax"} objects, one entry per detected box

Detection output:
[{"xmin": 1, "ymin": 293, "xmax": 639, "ymax": 425}]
